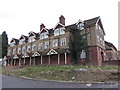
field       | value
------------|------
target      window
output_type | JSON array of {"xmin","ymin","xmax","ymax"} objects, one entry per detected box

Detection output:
[
  {"xmin": 45, "ymin": 41, "xmax": 49, "ymax": 49},
  {"xmin": 10, "ymin": 42, "xmax": 15, "ymax": 47},
  {"xmin": 32, "ymin": 44, "xmax": 36, "ymax": 51},
  {"xmin": 80, "ymin": 50, "xmax": 86, "ymax": 59},
  {"xmin": 61, "ymin": 38, "xmax": 66, "ymax": 46},
  {"xmin": 97, "ymin": 36, "xmax": 100, "ymax": 43},
  {"xmin": 27, "ymin": 45, "xmax": 31, "ymax": 52},
  {"xmin": 13, "ymin": 48, "xmax": 16, "ymax": 55},
  {"xmin": 53, "ymin": 39, "xmax": 58, "ymax": 47},
  {"xmin": 19, "ymin": 39, "xmax": 25, "ymax": 45},
  {"xmin": 22, "ymin": 46, "xmax": 26, "ymax": 53},
  {"xmin": 8, "ymin": 49, "xmax": 11, "ymax": 55},
  {"xmin": 28, "ymin": 36, "xmax": 35, "ymax": 42},
  {"xmin": 54, "ymin": 28, "xmax": 65, "ymax": 36},
  {"xmin": 77, "ymin": 23, "xmax": 84, "ymax": 30},
  {"xmin": 40, "ymin": 32, "xmax": 48, "ymax": 40},
  {"xmin": 60, "ymin": 28, "xmax": 65, "ymax": 35},
  {"xmin": 100, "ymin": 38, "xmax": 102, "ymax": 45},
  {"xmin": 18, "ymin": 48, "xmax": 21, "ymax": 54},
  {"xmin": 54, "ymin": 29, "xmax": 59, "ymax": 36},
  {"xmin": 38, "ymin": 43, "xmax": 43, "ymax": 49}
]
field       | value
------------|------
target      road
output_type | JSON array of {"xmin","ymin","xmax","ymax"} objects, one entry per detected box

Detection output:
[{"xmin": 2, "ymin": 74, "xmax": 119, "ymax": 88}]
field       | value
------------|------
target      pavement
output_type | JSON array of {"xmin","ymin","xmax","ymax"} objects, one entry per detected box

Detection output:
[{"xmin": 2, "ymin": 74, "xmax": 119, "ymax": 89}]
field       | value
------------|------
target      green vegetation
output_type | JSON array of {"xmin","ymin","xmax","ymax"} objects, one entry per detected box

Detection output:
[
  {"xmin": 2, "ymin": 65, "xmax": 119, "ymax": 82},
  {"xmin": 1, "ymin": 31, "xmax": 8, "ymax": 58}
]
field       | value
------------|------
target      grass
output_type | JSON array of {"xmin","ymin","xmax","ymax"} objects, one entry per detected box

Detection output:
[{"xmin": 2, "ymin": 65, "xmax": 119, "ymax": 82}]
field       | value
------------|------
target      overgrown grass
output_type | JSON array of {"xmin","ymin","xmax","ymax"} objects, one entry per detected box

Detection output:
[{"xmin": 2, "ymin": 65, "xmax": 119, "ymax": 82}]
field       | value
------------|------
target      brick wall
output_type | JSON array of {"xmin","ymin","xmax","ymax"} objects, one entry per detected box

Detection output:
[{"xmin": 102, "ymin": 60, "xmax": 120, "ymax": 65}]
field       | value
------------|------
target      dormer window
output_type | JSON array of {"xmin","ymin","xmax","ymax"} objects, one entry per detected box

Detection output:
[
  {"xmin": 10, "ymin": 42, "xmax": 15, "ymax": 47},
  {"xmin": 28, "ymin": 36, "xmax": 35, "ymax": 42},
  {"xmin": 19, "ymin": 38, "xmax": 25, "ymax": 45},
  {"xmin": 54, "ymin": 27, "xmax": 65, "ymax": 36},
  {"xmin": 77, "ymin": 22, "xmax": 84, "ymax": 30},
  {"xmin": 40, "ymin": 32, "xmax": 48, "ymax": 40}
]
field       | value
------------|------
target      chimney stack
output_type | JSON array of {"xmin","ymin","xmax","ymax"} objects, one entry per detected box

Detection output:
[
  {"xmin": 59, "ymin": 15, "xmax": 65, "ymax": 25},
  {"xmin": 40, "ymin": 23, "xmax": 45, "ymax": 30}
]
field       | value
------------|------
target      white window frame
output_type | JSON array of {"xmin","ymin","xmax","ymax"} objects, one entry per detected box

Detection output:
[
  {"xmin": 54, "ymin": 29, "xmax": 60, "ymax": 36},
  {"xmin": 53, "ymin": 39, "xmax": 58, "ymax": 47},
  {"xmin": 32, "ymin": 44, "xmax": 36, "ymax": 51},
  {"xmin": 60, "ymin": 27, "xmax": 65, "ymax": 35},
  {"xmin": 19, "ymin": 39, "xmax": 25, "ymax": 45},
  {"xmin": 77, "ymin": 23, "xmax": 84, "ymax": 30},
  {"xmin": 80, "ymin": 50, "xmax": 86, "ymax": 59},
  {"xmin": 61, "ymin": 38, "xmax": 66, "ymax": 46},
  {"xmin": 28, "ymin": 36, "xmax": 35, "ymax": 43},
  {"xmin": 27, "ymin": 45, "xmax": 31, "ymax": 52},
  {"xmin": 40, "ymin": 32, "xmax": 48, "ymax": 40},
  {"xmin": 45, "ymin": 41, "xmax": 49, "ymax": 49},
  {"xmin": 13, "ymin": 48, "xmax": 16, "ymax": 55},
  {"xmin": 10, "ymin": 42, "xmax": 15, "ymax": 47},
  {"xmin": 38, "ymin": 42, "xmax": 43, "ymax": 49},
  {"xmin": 97, "ymin": 35, "xmax": 100, "ymax": 43},
  {"xmin": 8, "ymin": 49, "xmax": 11, "ymax": 55},
  {"xmin": 22, "ymin": 46, "xmax": 26, "ymax": 53},
  {"xmin": 18, "ymin": 48, "xmax": 21, "ymax": 54}
]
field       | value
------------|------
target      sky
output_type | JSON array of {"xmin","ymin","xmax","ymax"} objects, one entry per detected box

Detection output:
[{"xmin": 0, "ymin": 0, "xmax": 119, "ymax": 50}]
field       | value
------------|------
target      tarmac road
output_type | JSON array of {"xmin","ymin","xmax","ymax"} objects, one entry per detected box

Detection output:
[{"xmin": 2, "ymin": 74, "xmax": 119, "ymax": 89}]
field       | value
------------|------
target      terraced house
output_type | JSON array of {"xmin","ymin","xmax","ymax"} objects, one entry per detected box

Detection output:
[{"xmin": 5, "ymin": 15, "xmax": 106, "ymax": 66}]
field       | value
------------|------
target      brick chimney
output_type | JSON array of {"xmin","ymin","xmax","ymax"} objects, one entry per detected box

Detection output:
[
  {"xmin": 40, "ymin": 23, "xmax": 45, "ymax": 30},
  {"xmin": 59, "ymin": 15, "xmax": 65, "ymax": 25}
]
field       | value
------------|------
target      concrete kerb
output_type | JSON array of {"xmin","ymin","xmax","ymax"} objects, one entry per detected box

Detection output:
[{"xmin": 4, "ymin": 74, "xmax": 118, "ymax": 85}]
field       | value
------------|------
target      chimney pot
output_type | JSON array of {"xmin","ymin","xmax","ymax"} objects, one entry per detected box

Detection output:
[
  {"xmin": 59, "ymin": 15, "xmax": 65, "ymax": 25},
  {"xmin": 40, "ymin": 23, "xmax": 45, "ymax": 30}
]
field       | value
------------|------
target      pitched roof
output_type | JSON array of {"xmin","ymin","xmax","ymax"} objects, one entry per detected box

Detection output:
[
  {"xmin": 10, "ymin": 38, "xmax": 19, "ymax": 44},
  {"xmin": 105, "ymin": 41, "xmax": 117, "ymax": 51}
]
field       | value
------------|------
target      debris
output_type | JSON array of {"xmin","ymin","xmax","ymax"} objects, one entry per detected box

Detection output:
[
  {"xmin": 86, "ymin": 83, "xmax": 92, "ymax": 87},
  {"xmin": 74, "ymin": 68, "xmax": 87, "ymax": 72},
  {"xmin": 71, "ymin": 76, "xmax": 75, "ymax": 80}
]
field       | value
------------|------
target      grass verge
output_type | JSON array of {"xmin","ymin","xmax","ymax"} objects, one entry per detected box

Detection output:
[{"xmin": 2, "ymin": 65, "xmax": 119, "ymax": 82}]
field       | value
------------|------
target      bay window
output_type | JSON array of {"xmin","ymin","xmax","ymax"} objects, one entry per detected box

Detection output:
[
  {"xmin": 61, "ymin": 38, "xmax": 66, "ymax": 46},
  {"xmin": 45, "ymin": 41, "xmax": 49, "ymax": 49},
  {"xmin": 53, "ymin": 39, "xmax": 58, "ymax": 47}
]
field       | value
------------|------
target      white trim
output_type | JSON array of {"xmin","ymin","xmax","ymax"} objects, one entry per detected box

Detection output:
[
  {"xmin": 41, "ymin": 56, "xmax": 43, "ymax": 65},
  {"xmin": 34, "ymin": 56, "xmax": 35, "ymax": 65},
  {"xmin": 29, "ymin": 57, "xmax": 32, "ymax": 65},
  {"xmin": 39, "ymin": 28, "xmax": 49, "ymax": 34},
  {"xmin": 24, "ymin": 58, "xmax": 25, "ymax": 65},
  {"xmin": 58, "ymin": 54, "xmax": 60, "ymax": 64},
  {"xmin": 28, "ymin": 31, "xmax": 36, "ymax": 37},
  {"xmin": 32, "ymin": 52, "xmax": 40, "ymax": 57},
  {"xmin": 47, "ymin": 49, "xmax": 58, "ymax": 55},
  {"xmin": 76, "ymin": 19, "xmax": 83, "ymax": 25},
  {"xmin": 22, "ymin": 53, "xmax": 29, "ymax": 58},
  {"xmin": 13, "ymin": 55, "xmax": 19, "ymax": 59},
  {"xmin": 53, "ymin": 22, "xmax": 65, "ymax": 30},
  {"xmin": 48, "ymin": 55, "xmax": 50, "ymax": 65},
  {"xmin": 19, "ymin": 58, "xmax": 21, "ymax": 66},
  {"xmin": 65, "ymin": 53, "xmax": 67, "ymax": 64}
]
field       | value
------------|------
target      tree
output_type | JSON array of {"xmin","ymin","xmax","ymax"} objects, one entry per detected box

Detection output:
[
  {"xmin": 69, "ymin": 28, "xmax": 88, "ymax": 65},
  {"xmin": 0, "ymin": 35, "xmax": 2, "ymax": 58},
  {"xmin": 2, "ymin": 31, "xmax": 8, "ymax": 58}
]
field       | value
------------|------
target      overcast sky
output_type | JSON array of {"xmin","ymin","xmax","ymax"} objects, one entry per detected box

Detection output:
[{"xmin": 0, "ymin": 0, "xmax": 119, "ymax": 50}]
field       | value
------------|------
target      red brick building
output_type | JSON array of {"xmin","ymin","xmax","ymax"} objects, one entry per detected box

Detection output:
[{"xmin": 5, "ymin": 15, "xmax": 106, "ymax": 66}]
